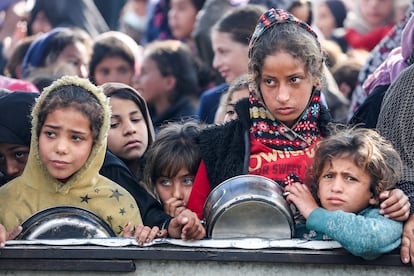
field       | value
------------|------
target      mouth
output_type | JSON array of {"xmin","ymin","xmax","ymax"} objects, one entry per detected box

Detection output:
[
  {"xmin": 326, "ymin": 197, "xmax": 345, "ymax": 204},
  {"xmin": 51, "ymin": 160, "xmax": 69, "ymax": 168},
  {"xmin": 276, "ymin": 107, "xmax": 294, "ymax": 115},
  {"xmin": 124, "ymin": 140, "xmax": 140, "ymax": 148}
]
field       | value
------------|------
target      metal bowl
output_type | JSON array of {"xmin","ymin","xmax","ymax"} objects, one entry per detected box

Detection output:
[
  {"xmin": 203, "ymin": 175, "xmax": 294, "ymax": 239},
  {"xmin": 16, "ymin": 206, "xmax": 116, "ymax": 240}
]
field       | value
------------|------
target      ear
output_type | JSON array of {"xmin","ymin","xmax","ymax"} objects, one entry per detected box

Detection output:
[
  {"xmin": 368, "ymin": 195, "xmax": 379, "ymax": 206},
  {"xmin": 164, "ymin": 75, "xmax": 176, "ymax": 92}
]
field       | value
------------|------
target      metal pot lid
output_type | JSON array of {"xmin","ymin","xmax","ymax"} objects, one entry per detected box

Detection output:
[{"xmin": 16, "ymin": 206, "xmax": 116, "ymax": 240}]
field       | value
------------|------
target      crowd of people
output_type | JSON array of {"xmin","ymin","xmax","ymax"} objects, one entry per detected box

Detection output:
[{"xmin": 1, "ymin": 0, "xmax": 414, "ymax": 266}]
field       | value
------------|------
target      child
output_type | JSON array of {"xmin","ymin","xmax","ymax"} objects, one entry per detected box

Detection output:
[
  {"xmin": 0, "ymin": 76, "xmax": 154, "ymax": 241},
  {"xmin": 214, "ymin": 74, "xmax": 250, "ymax": 124},
  {"xmin": 285, "ymin": 127, "xmax": 404, "ymax": 260},
  {"xmin": 101, "ymin": 82, "xmax": 154, "ymax": 183},
  {"xmin": 187, "ymin": 8, "xmax": 409, "ymax": 223},
  {"xmin": 22, "ymin": 27, "xmax": 93, "ymax": 81},
  {"xmin": 101, "ymin": 82, "xmax": 205, "ymax": 240},
  {"xmin": 168, "ymin": 0, "xmax": 205, "ymax": 51},
  {"xmin": 137, "ymin": 39, "xmax": 200, "ymax": 129},
  {"xmin": 0, "ymin": 92, "xmax": 39, "ymax": 186},
  {"xmin": 143, "ymin": 120, "xmax": 203, "ymax": 217},
  {"xmin": 89, "ymin": 31, "xmax": 143, "ymax": 87}
]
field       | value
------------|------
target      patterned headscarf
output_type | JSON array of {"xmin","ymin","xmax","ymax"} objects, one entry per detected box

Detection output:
[
  {"xmin": 248, "ymin": 8, "xmax": 318, "ymax": 58},
  {"xmin": 247, "ymin": 8, "xmax": 322, "ymax": 151}
]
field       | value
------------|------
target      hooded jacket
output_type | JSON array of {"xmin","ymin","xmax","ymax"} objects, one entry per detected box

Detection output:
[{"xmin": 0, "ymin": 76, "xmax": 142, "ymax": 235}]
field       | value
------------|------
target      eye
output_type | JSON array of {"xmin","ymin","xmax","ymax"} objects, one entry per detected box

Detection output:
[
  {"xmin": 15, "ymin": 151, "xmax": 29, "ymax": 160},
  {"xmin": 225, "ymin": 110, "xmax": 236, "ymax": 116},
  {"xmin": 44, "ymin": 131, "xmax": 55, "ymax": 138},
  {"xmin": 263, "ymin": 78, "xmax": 276, "ymax": 87},
  {"xmin": 110, "ymin": 122, "xmax": 120, "ymax": 128},
  {"xmin": 183, "ymin": 177, "xmax": 194, "ymax": 186},
  {"xmin": 118, "ymin": 67, "xmax": 130, "ymax": 75},
  {"xmin": 72, "ymin": 135, "xmax": 84, "ymax": 142},
  {"xmin": 346, "ymin": 175, "xmax": 358, "ymax": 182},
  {"xmin": 158, "ymin": 178, "xmax": 171, "ymax": 186},
  {"xmin": 290, "ymin": 76, "xmax": 300, "ymax": 83},
  {"xmin": 322, "ymin": 173, "xmax": 333, "ymax": 179},
  {"xmin": 131, "ymin": 117, "xmax": 142, "ymax": 124}
]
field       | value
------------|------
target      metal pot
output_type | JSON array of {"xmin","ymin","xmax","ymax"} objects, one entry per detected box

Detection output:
[{"xmin": 203, "ymin": 175, "xmax": 294, "ymax": 239}]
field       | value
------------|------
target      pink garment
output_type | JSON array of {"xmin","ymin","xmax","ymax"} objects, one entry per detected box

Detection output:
[
  {"xmin": 363, "ymin": 14, "xmax": 414, "ymax": 96},
  {"xmin": 0, "ymin": 76, "xmax": 39, "ymax": 93}
]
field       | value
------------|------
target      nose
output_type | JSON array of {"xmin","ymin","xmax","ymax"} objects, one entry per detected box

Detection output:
[
  {"xmin": 212, "ymin": 55, "xmax": 221, "ymax": 70},
  {"xmin": 55, "ymin": 138, "xmax": 69, "ymax": 155},
  {"xmin": 123, "ymin": 120, "xmax": 137, "ymax": 135},
  {"xmin": 172, "ymin": 182, "xmax": 184, "ymax": 200},
  {"xmin": 276, "ymin": 84, "xmax": 290, "ymax": 103},
  {"xmin": 330, "ymin": 178, "xmax": 344, "ymax": 193}
]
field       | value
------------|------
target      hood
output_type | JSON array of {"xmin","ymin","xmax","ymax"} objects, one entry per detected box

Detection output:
[
  {"xmin": 100, "ymin": 82, "xmax": 155, "ymax": 147},
  {"xmin": 22, "ymin": 76, "xmax": 111, "ymax": 194}
]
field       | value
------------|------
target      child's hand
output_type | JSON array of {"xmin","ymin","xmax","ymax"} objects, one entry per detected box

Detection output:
[
  {"xmin": 168, "ymin": 209, "xmax": 205, "ymax": 240},
  {"xmin": 401, "ymin": 214, "xmax": 414, "ymax": 265},
  {"xmin": 379, "ymin": 189, "xmax": 410, "ymax": 221},
  {"xmin": 123, "ymin": 222, "xmax": 165, "ymax": 246},
  {"xmin": 284, "ymin": 182, "xmax": 318, "ymax": 219},
  {"xmin": 0, "ymin": 225, "xmax": 22, "ymax": 247},
  {"xmin": 163, "ymin": 197, "xmax": 186, "ymax": 217}
]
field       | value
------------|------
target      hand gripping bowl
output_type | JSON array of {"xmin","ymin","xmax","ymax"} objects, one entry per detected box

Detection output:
[
  {"xmin": 16, "ymin": 206, "xmax": 116, "ymax": 240},
  {"xmin": 202, "ymin": 175, "xmax": 294, "ymax": 239}
]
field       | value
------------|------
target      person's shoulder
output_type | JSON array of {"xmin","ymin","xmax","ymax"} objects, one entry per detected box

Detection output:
[{"xmin": 200, "ymin": 83, "xmax": 229, "ymax": 99}]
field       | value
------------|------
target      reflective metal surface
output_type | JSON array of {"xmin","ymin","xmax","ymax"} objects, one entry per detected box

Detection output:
[
  {"xmin": 203, "ymin": 175, "xmax": 294, "ymax": 239},
  {"xmin": 16, "ymin": 206, "xmax": 116, "ymax": 240}
]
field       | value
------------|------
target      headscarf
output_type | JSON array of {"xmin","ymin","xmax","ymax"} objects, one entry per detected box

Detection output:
[
  {"xmin": 21, "ymin": 28, "xmax": 69, "ymax": 79},
  {"xmin": 0, "ymin": 92, "xmax": 39, "ymax": 146}
]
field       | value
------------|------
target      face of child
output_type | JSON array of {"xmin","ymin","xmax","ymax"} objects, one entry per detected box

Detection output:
[
  {"xmin": 156, "ymin": 166, "xmax": 194, "ymax": 210},
  {"xmin": 107, "ymin": 97, "xmax": 149, "ymax": 161},
  {"xmin": 168, "ymin": 0, "xmax": 198, "ymax": 39},
  {"xmin": 57, "ymin": 41, "xmax": 90, "ymax": 78},
  {"xmin": 315, "ymin": 3, "xmax": 337, "ymax": 39},
  {"xmin": 317, "ymin": 156, "xmax": 378, "ymax": 213},
  {"xmin": 0, "ymin": 143, "xmax": 30, "ymax": 182},
  {"xmin": 224, "ymin": 88, "xmax": 250, "ymax": 123},
  {"xmin": 93, "ymin": 56, "xmax": 134, "ymax": 86},
  {"xmin": 259, "ymin": 51, "xmax": 314, "ymax": 127},
  {"xmin": 31, "ymin": 10, "xmax": 53, "ymax": 35},
  {"xmin": 212, "ymin": 32, "xmax": 250, "ymax": 84},
  {"xmin": 38, "ymin": 107, "xmax": 93, "ymax": 181},
  {"xmin": 360, "ymin": 0, "xmax": 393, "ymax": 28},
  {"xmin": 137, "ymin": 57, "xmax": 171, "ymax": 105}
]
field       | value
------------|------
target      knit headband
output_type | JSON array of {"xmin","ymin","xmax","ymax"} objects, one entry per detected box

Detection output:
[{"xmin": 248, "ymin": 8, "xmax": 318, "ymax": 58}]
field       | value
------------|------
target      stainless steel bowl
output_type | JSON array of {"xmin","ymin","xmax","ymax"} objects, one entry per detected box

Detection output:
[
  {"xmin": 203, "ymin": 175, "xmax": 294, "ymax": 239},
  {"xmin": 16, "ymin": 206, "xmax": 116, "ymax": 240}
]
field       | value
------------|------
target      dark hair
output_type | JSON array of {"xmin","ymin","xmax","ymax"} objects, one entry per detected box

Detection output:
[
  {"xmin": 36, "ymin": 84, "xmax": 104, "ymax": 144},
  {"xmin": 89, "ymin": 35, "xmax": 136, "ymax": 85},
  {"xmin": 4, "ymin": 35, "xmax": 37, "ymax": 78},
  {"xmin": 307, "ymin": 127, "xmax": 402, "ymax": 202},
  {"xmin": 143, "ymin": 120, "xmax": 203, "ymax": 198},
  {"xmin": 144, "ymin": 40, "xmax": 200, "ymax": 102},
  {"xmin": 212, "ymin": 4, "xmax": 266, "ymax": 46},
  {"xmin": 43, "ymin": 28, "xmax": 92, "ymax": 68}
]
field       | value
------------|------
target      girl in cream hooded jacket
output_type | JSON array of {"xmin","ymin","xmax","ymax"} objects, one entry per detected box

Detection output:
[{"xmin": 0, "ymin": 76, "xmax": 142, "ymax": 236}]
